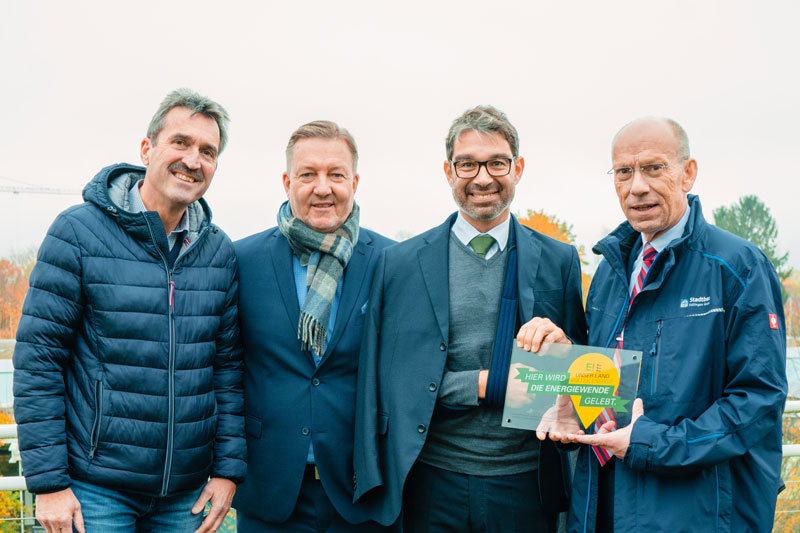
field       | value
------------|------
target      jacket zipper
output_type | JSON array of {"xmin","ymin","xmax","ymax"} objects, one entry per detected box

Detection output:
[
  {"xmin": 144, "ymin": 218, "xmax": 177, "ymax": 497},
  {"xmin": 650, "ymin": 320, "xmax": 663, "ymax": 395},
  {"xmin": 88, "ymin": 379, "xmax": 103, "ymax": 459},
  {"xmin": 143, "ymin": 217, "xmax": 209, "ymax": 496}
]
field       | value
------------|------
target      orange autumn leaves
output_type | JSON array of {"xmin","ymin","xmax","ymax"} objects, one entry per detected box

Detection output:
[
  {"xmin": 0, "ymin": 260, "xmax": 28, "ymax": 339},
  {"xmin": 517, "ymin": 209, "xmax": 592, "ymax": 303}
]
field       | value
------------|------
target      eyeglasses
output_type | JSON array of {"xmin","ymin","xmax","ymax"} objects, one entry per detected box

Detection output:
[
  {"xmin": 452, "ymin": 158, "xmax": 513, "ymax": 179},
  {"xmin": 607, "ymin": 160, "xmax": 684, "ymax": 183}
]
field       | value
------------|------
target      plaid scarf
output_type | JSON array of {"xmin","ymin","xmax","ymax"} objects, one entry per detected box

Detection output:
[{"xmin": 277, "ymin": 201, "xmax": 360, "ymax": 356}]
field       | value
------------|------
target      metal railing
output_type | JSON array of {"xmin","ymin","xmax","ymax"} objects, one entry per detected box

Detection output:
[{"xmin": 0, "ymin": 403, "xmax": 796, "ymax": 491}]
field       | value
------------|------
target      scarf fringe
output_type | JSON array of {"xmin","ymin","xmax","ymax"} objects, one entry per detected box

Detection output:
[{"xmin": 299, "ymin": 311, "xmax": 327, "ymax": 357}]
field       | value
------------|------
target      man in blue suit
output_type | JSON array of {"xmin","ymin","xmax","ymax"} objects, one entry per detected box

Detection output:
[
  {"xmin": 234, "ymin": 121, "xmax": 394, "ymax": 532},
  {"xmin": 354, "ymin": 106, "xmax": 587, "ymax": 532}
]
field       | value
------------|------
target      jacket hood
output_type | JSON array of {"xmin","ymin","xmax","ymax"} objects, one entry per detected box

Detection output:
[{"xmin": 82, "ymin": 163, "xmax": 212, "ymax": 245}]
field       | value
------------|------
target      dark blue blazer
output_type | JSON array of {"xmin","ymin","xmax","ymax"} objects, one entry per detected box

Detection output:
[
  {"xmin": 353, "ymin": 214, "xmax": 588, "ymax": 526},
  {"xmin": 233, "ymin": 226, "xmax": 394, "ymax": 524}
]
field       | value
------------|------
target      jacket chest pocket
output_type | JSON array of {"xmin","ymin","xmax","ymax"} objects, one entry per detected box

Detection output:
[{"xmin": 647, "ymin": 312, "xmax": 724, "ymax": 408}]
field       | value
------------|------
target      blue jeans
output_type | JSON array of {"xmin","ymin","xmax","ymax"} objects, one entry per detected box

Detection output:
[{"xmin": 70, "ymin": 479, "xmax": 204, "ymax": 533}]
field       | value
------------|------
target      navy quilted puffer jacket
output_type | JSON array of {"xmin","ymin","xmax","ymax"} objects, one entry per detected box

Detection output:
[{"xmin": 13, "ymin": 163, "xmax": 246, "ymax": 496}]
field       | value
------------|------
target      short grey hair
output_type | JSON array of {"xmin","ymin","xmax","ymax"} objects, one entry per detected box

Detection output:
[
  {"xmin": 285, "ymin": 120, "xmax": 358, "ymax": 172},
  {"xmin": 613, "ymin": 117, "xmax": 691, "ymax": 160},
  {"xmin": 666, "ymin": 118, "xmax": 691, "ymax": 160},
  {"xmin": 445, "ymin": 105, "xmax": 520, "ymax": 161},
  {"xmin": 146, "ymin": 88, "xmax": 231, "ymax": 153}
]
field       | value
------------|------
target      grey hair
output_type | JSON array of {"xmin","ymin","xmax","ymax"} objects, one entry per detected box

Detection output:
[
  {"xmin": 613, "ymin": 117, "xmax": 690, "ymax": 160},
  {"xmin": 285, "ymin": 120, "xmax": 358, "ymax": 172},
  {"xmin": 146, "ymin": 88, "xmax": 231, "ymax": 153},
  {"xmin": 445, "ymin": 105, "xmax": 520, "ymax": 160}
]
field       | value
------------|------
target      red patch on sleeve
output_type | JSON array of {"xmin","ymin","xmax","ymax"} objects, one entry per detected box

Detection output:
[{"xmin": 769, "ymin": 314, "xmax": 779, "ymax": 330}]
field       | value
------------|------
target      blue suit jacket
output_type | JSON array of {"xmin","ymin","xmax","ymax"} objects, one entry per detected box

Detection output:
[
  {"xmin": 353, "ymin": 214, "xmax": 588, "ymax": 526},
  {"xmin": 233, "ymin": 226, "xmax": 394, "ymax": 524}
]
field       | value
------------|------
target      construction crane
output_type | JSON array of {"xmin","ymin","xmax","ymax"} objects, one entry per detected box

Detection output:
[
  {"xmin": 0, "ymin": 185, "xmax": 82, "ymax": 195},
  {"xmin": 0, "ymin": 176, "xmax": 81, "ymax": 196}
]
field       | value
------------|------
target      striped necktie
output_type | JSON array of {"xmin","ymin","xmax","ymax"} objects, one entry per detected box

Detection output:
[{"xmin": 592, "ymin": 242, "xmax": 657, "ymax": 465}]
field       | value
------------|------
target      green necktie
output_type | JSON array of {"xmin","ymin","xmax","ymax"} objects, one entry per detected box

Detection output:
[{"xmin": 469, "ymin": 235, "xmax": 496, "ymax": 258}]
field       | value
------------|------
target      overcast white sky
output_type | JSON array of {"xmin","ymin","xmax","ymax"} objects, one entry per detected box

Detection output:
[{"xmin": 1, "ymin": 1, "xmax": 798, "ymax": 273}]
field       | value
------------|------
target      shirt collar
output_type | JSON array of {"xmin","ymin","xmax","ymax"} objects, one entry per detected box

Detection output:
[
  {"xmin": 646, "ymin": 203, "xmax": 691, "ymax": 254},
  {"xmin": 451, "ymin": 211, "xmax": 511, "ymax": 250},
  {"xmin": 128, "ymin": 179, "xmax": 188, "ymax": 234}
]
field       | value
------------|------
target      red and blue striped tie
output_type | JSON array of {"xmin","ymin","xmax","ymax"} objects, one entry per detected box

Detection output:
[{"xmin": 592, "ymin": 242, "xmax": 657, "ymax": 465}]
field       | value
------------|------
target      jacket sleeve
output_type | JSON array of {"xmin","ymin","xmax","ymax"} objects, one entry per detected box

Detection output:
[
  {"xmin": 353, "ymin": 249, "xmax": 387, "ymax": 502},
  {"xmin": 13, "ymin": 215, "xmax": 84, "ymax": 494},
  {"xmin": 625, "ymin": 257, "xmax": 787, "ymax": 474},
  {"xmin": 210, "ymin": 249, "xmax": 247, "ymax": 483}
]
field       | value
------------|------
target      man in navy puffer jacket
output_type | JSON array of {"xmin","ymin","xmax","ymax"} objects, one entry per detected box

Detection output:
[{"xmin": 13, "ymin": 88, "xmax": 246, "ymax": 533}]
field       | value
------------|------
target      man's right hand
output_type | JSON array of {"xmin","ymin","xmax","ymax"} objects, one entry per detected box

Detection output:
[
  {"xmin": 36, "ymin": 488, "xmax": 84, "ymax": 533},
  {"xmin": 535, "ymin": 394, "xmax": 584, "ymax": 441}
]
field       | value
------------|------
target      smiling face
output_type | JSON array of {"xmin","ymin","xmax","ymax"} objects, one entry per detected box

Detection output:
[
  {"xmin": 612, "ymin": 119, "xmax": 697, "ymax": 242},
  {"xmin": 445, "ymin": 130, "xmax": 524, "ymax": 233},
  {"xmin": 283, "ymin": 137, "xmax": 359, "ymax": 233},
  {"xmin": 139, "ymin": 106, "xmax": 220, "ymax": 219}
]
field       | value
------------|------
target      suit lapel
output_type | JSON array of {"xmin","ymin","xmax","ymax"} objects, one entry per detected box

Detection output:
[
  {"xmin": 322, "ymin": 234, "xmax": 373, "ymax": 360},
  {"xmin": 270, "ymin": 233, "xmax": 302, "ymax": 333},
  {"xmin": 513, "ymin": 217, "xmax": 542, "ymax": 321},
  {"xmin": 418, "ymin": 216, "xmax": 455, "ymax": 342}
]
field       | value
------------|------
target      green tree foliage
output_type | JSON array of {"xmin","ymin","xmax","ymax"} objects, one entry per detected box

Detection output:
[{"xmin": 713, "ymin": 195, "xmax": 791, "ymax": 298}]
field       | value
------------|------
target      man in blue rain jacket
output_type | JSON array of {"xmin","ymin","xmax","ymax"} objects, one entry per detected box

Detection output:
[{"xmin": 563, "ymin": 118, "xmax": 786, "ymax": 532}]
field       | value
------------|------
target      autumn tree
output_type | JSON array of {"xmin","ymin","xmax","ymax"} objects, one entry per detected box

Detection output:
[
  {"xmin": 785, "ymin": 273, "xmax": 800, "ymax": 348},
  {"xmin": 517, "ymin": 209, "xmax": 592, "ymax": 301},
  {"xmin": 775, "ymin": 412, "xmax": 800, "ymax": 531},
  {"xmin": 0, "ymin": 260, "xmax": 28, "ymax": 339}
]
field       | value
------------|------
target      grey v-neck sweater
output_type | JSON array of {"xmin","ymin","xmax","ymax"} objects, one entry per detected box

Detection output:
[{"xmin": 417, "ymin": 234, "xmax": 537, "ymax": 475}]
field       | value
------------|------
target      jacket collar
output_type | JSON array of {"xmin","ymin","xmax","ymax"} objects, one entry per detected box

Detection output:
[
  {"xmin": 593, "ymin": 194, "xmax": 707, "ymax": 286},
  {"xmin": 417, "ymin": 213, "xmax": 542, "ymax": 340},
  {"xmin": 83, "ymin": 163, "xmax": 212, "ymax": 251}
]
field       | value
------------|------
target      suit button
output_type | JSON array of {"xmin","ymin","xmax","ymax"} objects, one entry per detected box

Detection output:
[
  {"xmin": 429, "ymin": 382, "xmax": 437, "ymax": 392},
  {"xmin": 439, "ymin": 343, "xmax": 446, "ymax": 351},
  {"xmin": 312, "ymin": 378, "xmax": 321, "ymax": 386},
  {"xmin": 417, "ymin": 424, "xmax": 426, "ymax": 433},
  {"xmin": 301, "ymin": 427, "xmax": 310, "ymax": 436}
]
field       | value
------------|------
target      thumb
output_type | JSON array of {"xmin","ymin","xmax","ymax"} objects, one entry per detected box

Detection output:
[
  {"xmin": 191, "ymin": 487, "xmax": 210, "ymax": 515},
  {"xmin": 73, "ymin": 507, "xmax": 85, "ymax": 533},
  {"xmin": 632, "ymin": 398, "xmax": 644, "ymax": 421}
]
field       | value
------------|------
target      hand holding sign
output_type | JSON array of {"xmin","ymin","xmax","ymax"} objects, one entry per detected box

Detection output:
[
  {"xmin": 572, "ymin": 398, "xmax": 644, "ymax": 459},
  {"xmin": 535, "ymin": 394, "xmax": 583, "ymax": 441}
]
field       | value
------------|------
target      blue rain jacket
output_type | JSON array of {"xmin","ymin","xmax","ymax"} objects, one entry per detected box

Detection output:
[{"xmin": 569, "ymin": 196, "xmax": 787, "ymax": 532}]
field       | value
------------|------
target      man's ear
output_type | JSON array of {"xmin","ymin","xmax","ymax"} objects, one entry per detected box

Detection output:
[
  {"xmin": 140, "ymin": 138, "xmax": 152, "ymax": 166},
  {"xmin": 282, "ymin": 172, "xmax": 291, "ymax": 196},
  {"xmin": 681, "ymin": 158, "xmax": 697, "ymax": 193},
  {"xmin": 443, "ymin": 160, "xmax": 455, "ymax": 187},
  {"xmin": 514, "ymin": 156, "xmax": 525, "ymax": 185}
]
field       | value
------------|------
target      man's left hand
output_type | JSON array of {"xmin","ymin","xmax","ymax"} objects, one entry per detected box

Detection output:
[
  {"xmin": 572, "ymin": 398, "xmax": 644, "ymax": 459},
  {"xmin": 192, "ymin": 477, "xmax": 236, "ymax": 533},
  {"xmin": 516, "ymin": 317, "xmax": 571, "ymax": 352}
]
